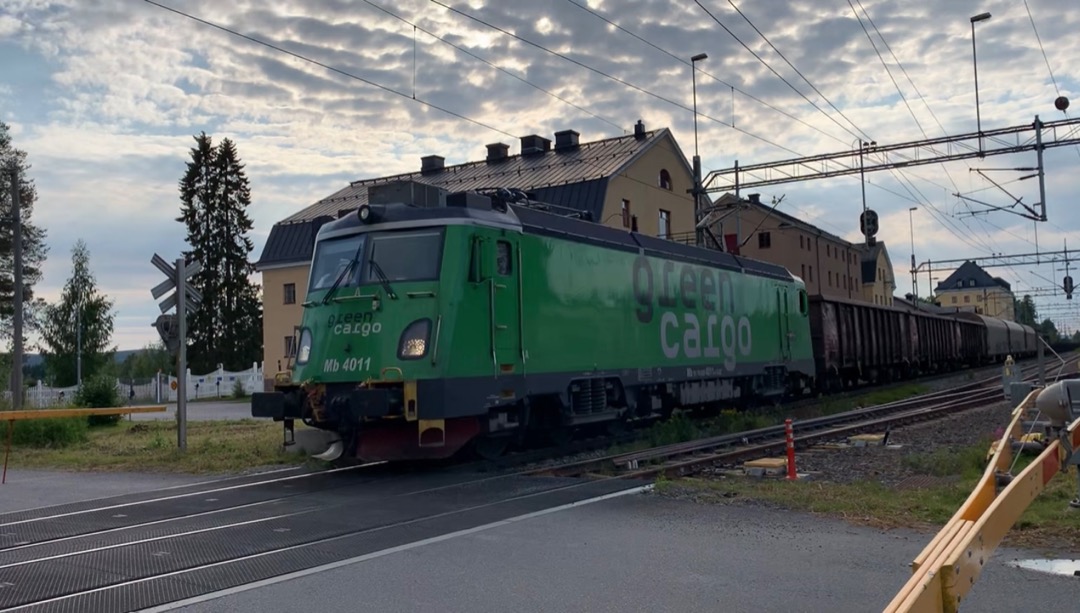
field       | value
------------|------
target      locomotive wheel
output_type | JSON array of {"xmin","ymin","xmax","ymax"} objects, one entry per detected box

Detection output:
[{"xmin": 473, "ymin": 434, "xmax": 511, "ymax": 461}]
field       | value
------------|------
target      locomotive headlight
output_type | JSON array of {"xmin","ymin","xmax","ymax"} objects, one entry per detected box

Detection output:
[
  {"xmin": 398, "ymin": 319, "xmax": 431, "ymax": 359},
  {"xmin": 357, "ymin": 205, "xmax": 372, "ymax": 222},
  {"xmin": 297, "ymin": 327, "xmax": 313, "ymax": 365}
]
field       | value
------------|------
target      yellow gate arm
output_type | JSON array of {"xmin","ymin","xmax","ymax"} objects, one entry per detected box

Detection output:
[
  {"xmin": 2, "ymin": 405, "xmax": 168, "ymax": 484},
  {"xmin": 883, "ymin": 386, "xmax": 1080, "ymax": 613},
  {"xmin": 1, "ymin": 406, "xmax": 167, "ymax": 421}
]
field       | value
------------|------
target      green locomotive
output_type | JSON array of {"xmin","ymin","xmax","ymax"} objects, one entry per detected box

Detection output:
[{"xmin": 251, "ymin": 182, "xmax": 816, "ymax": 462}]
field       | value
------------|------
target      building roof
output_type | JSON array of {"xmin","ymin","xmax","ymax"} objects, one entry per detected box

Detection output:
[
  {"xmin": 257, "ymin": 125, "xmax": 685, "ymax": 268},
  {"xmin": 934, "ymin": 260, "xmax": 1012, "ymax": 293},
  {"xmin": 701, "ymin": 193, "xmax": 855, "ymax": 248},
  {"xmin": 257, "ymin": 215, "xmax": 333, "ymax": 269}
]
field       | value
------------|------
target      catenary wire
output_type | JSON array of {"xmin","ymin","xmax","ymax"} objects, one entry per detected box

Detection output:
[
  {"xmin": 560, "ymin": 0, "xmax": 853, "ymax": 147},
  {"xmin": 140, "ymin": 0, "xmax": 521, "ymax": 139},
  {"xmin": 359, "ymin": 0, "xmax": 625, "ymax": 133},
  {"xmin": 423, "ymin": 0, "xmax": 803, "ymax": 157}
]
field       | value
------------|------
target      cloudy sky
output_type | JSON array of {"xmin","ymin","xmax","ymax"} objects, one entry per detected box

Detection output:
[{"xmin": 2, "ymin": 0, "xmax": 1079, "ymax": 357}]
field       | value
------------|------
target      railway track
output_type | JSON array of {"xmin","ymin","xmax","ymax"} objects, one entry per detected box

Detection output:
[{"xmin": 528, "ymin": 352, "xmax": 1080, "ymax": 482}]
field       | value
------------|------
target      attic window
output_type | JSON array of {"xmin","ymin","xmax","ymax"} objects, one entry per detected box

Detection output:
[
  {"xmin": 659, "ymin": 169, "xmax": 672, "ymax": 190},
  {"xmin": 967, "ymin": 279, "xmax": 975, "ymax": 287}
]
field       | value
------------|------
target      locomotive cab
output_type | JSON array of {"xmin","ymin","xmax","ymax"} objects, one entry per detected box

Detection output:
[{"xmin": 251, "ymin": 183, "xmax": 525, "ymax": 462}]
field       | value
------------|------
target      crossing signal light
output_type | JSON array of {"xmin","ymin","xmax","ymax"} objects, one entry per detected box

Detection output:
[
  {"xmin": 153, "ymin": 313, "xmax": 181, "ymax": 354},
  {"xmin": 1065, "ymin": 275, "xmax": 1074, "ymax": 300}
]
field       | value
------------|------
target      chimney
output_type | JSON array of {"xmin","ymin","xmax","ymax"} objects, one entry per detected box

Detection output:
[
  {"xmin": 747, "ymin": 193, "xmax": 761, "ymax": 205},
  {"xmin": 520, "ymin": 134, "xmax": 551, "ymax": 156},
  {"xmin": 554, "ymin": 129, "xmax": 580, "ymax": 151},
  {"xmin": 421, "ymin": 155, "xmax": 444, "ymax": 174},
  {"xmin": 634, "ymin": 119, "xmax": 646, "ymax": 139},
  {"xmin": 486, "ymin": 142, "xmax": 509, "ymax": 162}
]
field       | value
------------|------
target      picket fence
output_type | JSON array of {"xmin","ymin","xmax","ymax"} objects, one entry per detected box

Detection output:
[{"xmin": 4, "ymin": 363, "xmax": 265, "ymax": 409}]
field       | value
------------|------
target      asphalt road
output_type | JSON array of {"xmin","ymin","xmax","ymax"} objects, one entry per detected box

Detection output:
[
  {"xmin": 164, "ymin": 493, "xmax": 1080, "ymax": 613},
  {"xmin": 1, "ymin": 467, "xmax": 1077, "ymax": 613},
  {"xmin": 127, "ymin": 400, "xmax": 254, "ymax": 422}
]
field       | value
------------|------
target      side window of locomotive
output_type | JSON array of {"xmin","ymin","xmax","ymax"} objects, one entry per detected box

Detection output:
[
  {"xmin": 496, "ymin": 241, "xmax": 512, "ymax": 276},
  {"xmin": 799, "ymin": 290, "xmax": 809, "ymax": 316}
]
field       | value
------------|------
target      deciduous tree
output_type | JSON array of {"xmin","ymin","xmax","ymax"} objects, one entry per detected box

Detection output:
[{"xmin": 39, "ymin": 240, "xmax": 116, "ymax": 387}]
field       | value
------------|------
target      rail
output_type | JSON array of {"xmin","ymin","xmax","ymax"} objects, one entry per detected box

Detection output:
[
  {"xmin": 2, "ymin": 405, "xmax": 167, "ymax": 484},
  {"xmin": 883, "ymin": 388, "xmax": 1080, "ymax": 612}
]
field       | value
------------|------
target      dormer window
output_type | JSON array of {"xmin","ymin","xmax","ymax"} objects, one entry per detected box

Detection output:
[{"xmin": 659, "ymin": 169, "xmax": 672, "ymax": 190}]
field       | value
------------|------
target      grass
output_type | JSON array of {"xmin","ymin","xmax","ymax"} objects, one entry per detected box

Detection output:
[
  {"xmin": 659, "ymin": 440, "xmax": 1080, "ymax": 552},
  {"xmin": 606, "ymin": 383, "xmax": 932, "ymax": 457},
  {"xmin": 4, "ymin": 419, "xmax": 314, "ymax": 474},
  {"xmin": 812, "ymin": 383, "xmax": 930, "ymax": 417}
]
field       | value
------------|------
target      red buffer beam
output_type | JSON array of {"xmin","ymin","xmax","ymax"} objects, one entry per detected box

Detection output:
[{"xmin": 704, "ymin": 116, "xmax": 1080, "ymax": 193}]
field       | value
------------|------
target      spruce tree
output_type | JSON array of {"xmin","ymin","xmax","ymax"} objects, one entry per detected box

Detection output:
[
  {"xmin": 177, "ymin": 133, "xmax": 263, "ymax": 373},
  {"xmin": 0, "ymin": 121, "xmax": 49, "ymax": 342},
  {"xmin": 39, "ymin": 240, "xmax": 116, "ymax": 387}
]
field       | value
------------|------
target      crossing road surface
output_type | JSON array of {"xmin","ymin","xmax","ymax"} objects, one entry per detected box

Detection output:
[
  {"xmin": 0, "ymin": 467, "xmax": 1077, "ymax": 612},
  {"xmin": 128, "ymin": 401, "xmax": 253, "ymax": 422}
]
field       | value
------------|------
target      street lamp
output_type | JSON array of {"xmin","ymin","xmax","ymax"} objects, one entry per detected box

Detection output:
[
  {"xmin": 691, "ymin": 52, "xmax": 708, "ymax": 247},
  {"xmin": 909, "ymin": 206, "xmax": 918, "ymax": 303},
  {"xmin": 971, "ymin": 11, "xmax": 991, "ymax": 155}
]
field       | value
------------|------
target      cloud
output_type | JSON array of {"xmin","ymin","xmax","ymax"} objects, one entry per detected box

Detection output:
[{"xmin": 2, "ymin": 0, "xmax": 1080, "ymax": 350}]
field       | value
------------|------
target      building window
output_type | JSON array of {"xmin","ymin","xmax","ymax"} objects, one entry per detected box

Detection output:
[
  {"xmin": 284, "ymin": 335, "xmax": 296, "ymax": 358},
  {"xmin": 283, "ymin": 283, "xmax": 296, "ymax": 305},
  {"xmin": 758, "ymin": 232, "xmax": 771, "ymax": 248},
  {"xmin": 801, "ymin": 264, "xmax": 806, "ymax": 279},
  {"xmin": 826, "ymin": 244, "xmax": 831, "ymax": 257},
  {"xmin": 621, "ymin": 199, "xmax": 631, "ymax": 228},
  {"xmin": 658, "ymin": 209, "xmax": 671, "ymax": 239},
  {"xmin": 968, "ymin": 279, "xmax": 976, "ymax": 287},
  {"xmin": 843, "ymin": 276, "xmax": 847, "ymax": 289},
  {"xmin": 658, "ymin": 169, "xmax": 672, "ymax": 190},
  {"xmin": 828, "ymin": 271, "xmax": 833, "ymax": 286},
  {"xmin": 800, "ymin": 235, "xmax": 804, "ymax": 249},
  {"xmin": 951, "ymin": 296, "xmax": 957, "ymax": 304},
  {"xmin": 964, "ymin": 295, "xmax": 970, "ymax": 303},
  {"xmin": 977, "ymin": 294, "xmax": 983, "ymax": 302},
  {"xmin": 808, "ymin": 266, "xmax": 813, "ymax": 282}
]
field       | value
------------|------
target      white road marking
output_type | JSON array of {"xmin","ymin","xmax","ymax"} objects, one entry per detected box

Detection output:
[{"xmin": 0, "ymin": 463, "xmax": 382, "ymax": 528}]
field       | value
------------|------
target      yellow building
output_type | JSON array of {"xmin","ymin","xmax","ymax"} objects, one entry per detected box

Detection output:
[
  {"xmin": 698, "ymin": 193, "xmax": 896, "ymax": 305},
  {"xmin": 933, "ymin": 260, "xmax": 1016, "ymax": 320},
  {"xmin": 254, "ymin": 122, "xmax": 702, "ymax": 387}
]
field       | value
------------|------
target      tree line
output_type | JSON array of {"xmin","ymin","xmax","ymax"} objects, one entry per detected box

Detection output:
[{"xmin": 1, "ymin": 122, "xmax": 262, "ymax": 393}]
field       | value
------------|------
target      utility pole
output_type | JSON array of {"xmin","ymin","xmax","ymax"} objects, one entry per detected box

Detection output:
[
  {"xmin": 176, "ymin": 256, "xmax": 187, "ymax": 450},
  {"xmin": 76, "ymin": 307, "xmax": 82, "ymax": 386},
  {"xmin": 6, "ymin": 166, "xmax": 23, "ymax": 410}
]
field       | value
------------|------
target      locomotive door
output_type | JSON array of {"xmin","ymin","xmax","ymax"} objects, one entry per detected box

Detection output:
[
  {"xmin": 488, "ymin": 237, "xmax": 523, "ymax": 374},
  {"xmin": 777, "ymin": 287, "xmax": 791, "ymax": 362}
]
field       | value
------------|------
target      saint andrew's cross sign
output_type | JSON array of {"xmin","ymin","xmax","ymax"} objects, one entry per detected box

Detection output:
[{"xmin": 149, "ymin": 253, "xmax": 203, "ymax": 451}]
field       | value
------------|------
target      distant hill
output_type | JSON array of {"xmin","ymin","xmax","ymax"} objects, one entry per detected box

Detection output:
[{"xmin": 23, "ymin": 350, "xmax": 141, "ymax": 367}]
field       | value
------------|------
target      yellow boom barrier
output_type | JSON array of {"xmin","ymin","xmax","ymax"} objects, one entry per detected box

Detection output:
[
  {"xmin": 2, "ymin": 405, "xmax": 167, "ymax": 484},
  {"xmin": 883, "ymin": 386, "xmax": 1080, "ymax": 613}
]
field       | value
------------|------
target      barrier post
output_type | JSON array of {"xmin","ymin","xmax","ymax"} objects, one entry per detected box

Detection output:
[{"xmin": 785, "ymin": 418, "xmax": 797, "ymax": 480}]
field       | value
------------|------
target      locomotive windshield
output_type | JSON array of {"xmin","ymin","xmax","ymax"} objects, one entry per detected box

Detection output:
[{"xmin": 308, "ymin": 229, "xmax": 444, "ymax": 295}]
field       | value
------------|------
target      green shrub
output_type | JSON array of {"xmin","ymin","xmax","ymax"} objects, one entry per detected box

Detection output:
[
  {"xmin": 75, "ymin": 374, "xmax": 123, "ymax": 427},
  {"xmin": 232, "ymin": 378, "xmax": 248, "ymax": 399},
  {"xmin": 12, "ymin": 417, "xmax": 89, "ymax": 447}
]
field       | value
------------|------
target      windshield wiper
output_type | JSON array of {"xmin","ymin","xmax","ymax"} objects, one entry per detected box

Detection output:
[
  {"xmin": 369, "ymin": 258, "xmax": 398, "ymax": 299},
  {"xmin": 321, "ymin": 241, "xmax": 366, "ymax": 305}
]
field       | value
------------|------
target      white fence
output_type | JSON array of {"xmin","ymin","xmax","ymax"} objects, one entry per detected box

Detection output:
[{"xmin": 6, "ymin": 363, "xmax": 265, "ymax": 409}]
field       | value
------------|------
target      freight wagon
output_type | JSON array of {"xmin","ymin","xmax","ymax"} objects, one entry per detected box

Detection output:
[{"xmin": 808, "ymin": 295, "xmax": 988, "ymax": 392}]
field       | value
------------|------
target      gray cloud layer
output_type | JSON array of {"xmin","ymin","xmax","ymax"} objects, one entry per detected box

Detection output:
[{"xmin": 1, "ymin": 0, "xmax": 1079, "ymax": 348}]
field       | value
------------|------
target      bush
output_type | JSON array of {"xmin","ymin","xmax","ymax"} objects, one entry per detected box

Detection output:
[
  {"xmin": 75, "ymin": 374, "xmax": 124, "ymax": 427},
  {"xmin": 232, "ymin": 378, "xmax": 248, "ymax": 399},
  {"xmin": 12, "ymin": 417, "xmax": 88, "ymax": 447}
]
